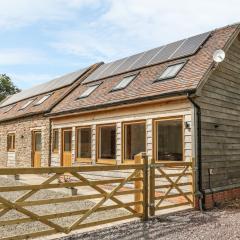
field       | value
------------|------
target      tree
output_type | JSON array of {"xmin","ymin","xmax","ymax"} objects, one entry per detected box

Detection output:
[{"xmin": 0, "ymin": 74, "xmax": 21, "ymax": 102}]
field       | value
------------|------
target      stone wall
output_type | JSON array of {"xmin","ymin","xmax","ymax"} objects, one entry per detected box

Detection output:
[{"xmin": 0, "ymin": 115, "xmax": 50, "ymax": 167}]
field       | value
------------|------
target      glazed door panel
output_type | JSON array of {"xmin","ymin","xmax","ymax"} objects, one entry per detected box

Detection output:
[
  {"xmin": 32, "ymin": 131, "xmax": 41, "ymax": 168},
  {"xmin": 62, "ymin": 129, "xmax": 72, "ymax": 167}
]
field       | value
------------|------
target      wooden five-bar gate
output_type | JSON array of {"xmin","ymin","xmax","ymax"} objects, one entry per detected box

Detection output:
[{"xmin": 0, "ymin": 154, "xmax": 194, "ymax": 240}]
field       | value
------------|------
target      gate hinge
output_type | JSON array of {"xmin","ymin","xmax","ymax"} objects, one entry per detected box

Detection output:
[
  {"xmin": 150, "ymin": 164, "xmax": 164, "ymax": 168},
  {"xmin": 148, "ymin": 203, "xmax": 155, "ymax": 208}
]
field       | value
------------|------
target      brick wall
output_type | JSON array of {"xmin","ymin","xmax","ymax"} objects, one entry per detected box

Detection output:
[
  {"xmin": 194, "ymin": 187, "xmax": 240, "ymax": 209},
  {"xmin": 0, "ymin": 115, "xmax": 50, "ymax": 167}
]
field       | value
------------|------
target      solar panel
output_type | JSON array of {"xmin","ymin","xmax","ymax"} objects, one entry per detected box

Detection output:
[
  {"xmin": 129, "ymin": 47, "xmax": 163, "ymax": 71},
  {"xmin": 171, "ymin": 32, "xmax": 210, "ymax": 59},
  {"xmin": 86, "ymin": 62, "xmax": 112, "ymax": 82},
  {"xmin": 83, "ymin": 31, "xmax": 210, "ymax": 84},
  {"xmin": 114, "ymin": 52, "xmax": 144, "ymax": 75},
  {"xmin": 148, "ymin": 40, "xmax": 185, "ymax": 65},
  {"xmin": 98, "ymin": 57, "xmax": 129, "ymax": 80},
  {"xmin": 0, "ymin": 67, "xmax": 89, "ymax": 107}
]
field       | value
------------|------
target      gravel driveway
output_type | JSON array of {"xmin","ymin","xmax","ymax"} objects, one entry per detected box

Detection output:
[{"xmin": 57, "ymin": 200, "xmax": 240, "ymax": 240}]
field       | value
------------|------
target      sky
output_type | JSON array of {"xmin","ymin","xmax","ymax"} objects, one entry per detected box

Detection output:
[{"xmin": 0, "ymin": 0, "xmax": 240, "ymax": 90}]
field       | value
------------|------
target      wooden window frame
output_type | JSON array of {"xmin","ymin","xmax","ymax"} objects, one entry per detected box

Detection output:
[
  {"xmin": 52, "ymin": 129, "xmax": 59, "ymax": 153},
  {"xmin": 153, "ymin": 116, "xmax": 184, "ymax": 163},
  {"xmin": 96, "ymin": 124, "xmax": 117, "ymax": 165},
  {"xmin": 75, "ymin": 126, "xmax": 92, "ymax": 163},
  {"xmin": 154, "ymin": 61, "xmax": 186, "ymax": 82},
  {"xmin": 7, "ymin": 133, "xmax": 15, "ymax": 152},
  {"xmin": 122, "ymin": 120, "xmax": 146, "ymax": 164}
]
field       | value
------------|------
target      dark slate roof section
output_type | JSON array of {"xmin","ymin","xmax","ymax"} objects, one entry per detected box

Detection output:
[
  {"xmin": 0, "ymin": 67, "xmax": 89, "ymax": 107},
  {"xmin": 83, "ymin": 32, "xmax": 210, "ymax": 84}
]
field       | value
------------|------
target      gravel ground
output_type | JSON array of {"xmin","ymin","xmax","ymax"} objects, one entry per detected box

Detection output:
[
  {"xmin": 0, "ymin": 176, "xmax": 127, "ymax": 239},
  {"xmin": 57, "ymin": 200, "xmax": 240, "ymax": 240}
]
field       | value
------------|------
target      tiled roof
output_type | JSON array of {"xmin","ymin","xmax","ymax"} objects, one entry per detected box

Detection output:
[
  {"xmin": 83, "ymin": 32, "xmax": 210, "ymax": 84},
  {"xmin": 49, "ymin": 24, "xmax": 239, "ymax": 116},
  {"xmin": 0, "ymin": 67, "xmax": 90, "ymax": 108},
  {"xmin": 0, "ymin": 87, "xmax": 70, "ymax": 121},
  {"xmin": 0, "ymin": 64, "xmax": 100, "ymax": 122}
]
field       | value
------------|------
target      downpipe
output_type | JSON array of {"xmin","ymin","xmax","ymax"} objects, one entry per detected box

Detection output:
[{"xmin": 187, "ymin": 93, "xmax": 205, "ymax": 211}]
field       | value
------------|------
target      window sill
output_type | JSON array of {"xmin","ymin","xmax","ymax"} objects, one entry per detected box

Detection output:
[
  {"xmin": 7, "ymin": 150, "xmax": 15, "ymax": 153},
  {"xmin": 97, "ymin": 159, "xmax": 116, "ymax": 165},
  {"xmin": 76, "ymin": 158, "xmax": 92, "ymax": 163},
  {"xmin": 123, "ymin": 160, "xmax": 136, "ymax": 165}
]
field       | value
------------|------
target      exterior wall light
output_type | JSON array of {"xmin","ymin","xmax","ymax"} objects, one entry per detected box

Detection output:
[{"xmin": 185, "ymin": 121, "xmax": 191, "ymax": 129}]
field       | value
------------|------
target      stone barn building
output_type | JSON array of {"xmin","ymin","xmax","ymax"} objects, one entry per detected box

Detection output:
[{"xmin": 1, "ymin": 23, "xmax": 240, "ymax": 209}]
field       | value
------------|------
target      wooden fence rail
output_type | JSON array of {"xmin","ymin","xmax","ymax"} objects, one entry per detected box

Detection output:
[
  {"xmin": 0, "ymin": 155, "xmax": 148, "ymax": 240},
  {"xmin": 0, "ymin": 154, "xmax": 194, "ymax": 240}
]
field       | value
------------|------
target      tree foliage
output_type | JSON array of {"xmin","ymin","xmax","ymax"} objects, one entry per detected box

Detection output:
[{"xmin": 0, "ymin": 74, "xmax": 21, "ymax": 102}]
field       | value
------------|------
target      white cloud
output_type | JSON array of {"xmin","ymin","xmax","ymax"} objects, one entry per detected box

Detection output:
[
  {"xmin": 0, "ymin": 49, "xmax": 46, "ymax": 65},
  {"xmin": 2, "ymin": 0, "xmax": 240, "ymax": 89},
  {"xmin": 0, "ymin": 0, "xmax": 100, "ymax": 29},
  {"xmin": 102, "ymin": 0, "xmax": 240, "ymax": 44},
  {"xmin": 50, "ymin": 30, "xmax": 131, "ymax": 62},
  {"xmin": 50, "ymin": 0, "xmax": 240, "ymax": 63}
]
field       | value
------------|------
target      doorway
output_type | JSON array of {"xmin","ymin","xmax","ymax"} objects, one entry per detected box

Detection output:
[
  {"xmin": 62, "ymin": 129, "xmax": 72, "ymax": 167},
  {"xmin": 32, "ymin": 131, "xmax": 42, "ymax": 167}
]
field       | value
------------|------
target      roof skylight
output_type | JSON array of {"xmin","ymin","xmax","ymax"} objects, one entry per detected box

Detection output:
[
  {"xmin": 4, "ymin": 104, "xmax": 16, "ymax": 113},
  {"xmin": 157, "ymin": 62, "xmax": 185, "ymax": 81},
  {"xmin": 78, "ymin": 84, "xmax": 100, "ymax": 99},
  {"xmin": 112, "ymin": 74, "xmax": 137, "ymax": 91},
  {"xmin": 34, "ymin": 94, "xmax": 51, "ymax": 106},
  {"xmin": 19, "ymin": 99, "xmax": 34, "ymax": 110}
]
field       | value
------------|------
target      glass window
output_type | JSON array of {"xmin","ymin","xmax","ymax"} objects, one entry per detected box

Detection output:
[
  {"xmin": 98, "ymin": 125, "xmax": 116, "ymax": 159},
  {"xmin": 34, "ymin": 132, "xmax": 42, "ymax": 152},
  {"xmin": 78, "ymin": 84, "xmax": 99, "ymax": 98},
  {"xmin": 124, "ymin": 122, "xmax": 146, "ymax": 160},
  {"xmin": 20, "ymin": 99, "xmax": 35, "ymax": 110},
  {"xmin": 112, "ymin": 75, "xmax": 136, "ymax": 91},
  {"xmin": 156, "ymin": 119, "xmax": 183, "ymax": 161},
  {"xmin": 158, "ymin": 63, "xmax": 185, "ymax": 80},
  {"xmin": 76, "ymin": 127, "xmax": 91, "ymax": 159},
  {"xmin": 52, "ymin": 130, "xmax": 59, "ymax": 152},
  {"xmin": 7, "ymin": 133, "xmax": 15, "ymax": 152},
  {"xmin": 34, "ymin": 94, "xmax": 51, "ymax": 106},
  {"xmin": 63, "ymin": 130, "xmax": 72, "ymax": 152}
]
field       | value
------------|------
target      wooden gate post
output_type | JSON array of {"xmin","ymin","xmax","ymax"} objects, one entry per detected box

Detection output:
[
  {"xmin": 134, "ymin": 152, "xmax": 148, "ymax": 221},
  {"xmin": 142, "ymin": 153, "xmax": 149, "ymax": 221},
  {"xmin": 149, "ymin": 157, "xmax": 155, "ymax": 216}
]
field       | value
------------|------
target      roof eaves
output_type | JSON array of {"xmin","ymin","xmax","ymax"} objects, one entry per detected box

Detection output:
[
  {"xmin": 0, "ymin": 110, "xmax": 46, "ymax": 123},
  {"xmin": 47, "ymin": 88, "xmax": 196, "ymax": 118}
]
